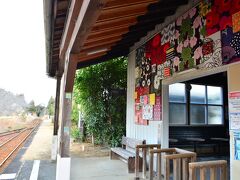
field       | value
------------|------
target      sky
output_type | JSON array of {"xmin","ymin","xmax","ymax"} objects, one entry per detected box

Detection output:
[{"xmin": 0, "ymin": 0, "xmax": 56, "ymax": 106}]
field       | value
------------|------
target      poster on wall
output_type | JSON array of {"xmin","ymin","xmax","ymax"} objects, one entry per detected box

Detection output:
[
  {"xmin": 233, "ymin": 131, "xmax": 240, "ymax": 160},
  {"xmin": 229, "ymin": 92, "xmax": 240, "ymax": 130}
]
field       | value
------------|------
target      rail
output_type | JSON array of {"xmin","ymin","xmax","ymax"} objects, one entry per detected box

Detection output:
[
  {"xmin": 189, "ymin": 160, "xmax": 227, "ymax": 180},
  {"xmin": 135, "ymin": 144, "xmax": 161, "ymax": 179},
  {"xmin": 0, "ymin": 120, "xmax": 41, "ymax": 167},
  {"xmin": 149, "ymin": 148, "xmax": 196, "ymax": 180}
]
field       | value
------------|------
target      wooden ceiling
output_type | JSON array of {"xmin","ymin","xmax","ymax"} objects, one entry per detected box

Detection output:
[{"xmin": 48, "ymin": 0, "xmax": 189, "ymax": 77}]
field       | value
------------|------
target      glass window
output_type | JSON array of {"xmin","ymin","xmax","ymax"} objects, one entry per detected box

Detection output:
[
  {"xmin": 208, "ymin": 106, "xmax": 223, "ymax": 124},
  {"xmin": 169, "ymin": 83, "xmax": 186, "ymax": 103},
  {"xmin": 207, "ymin": 86, "xmax": 223, "ymax": 105},
  {"xmin": 169, "ymin": 104, "xmax": 186, "ymax": 124},
  {"xmin": 190, "ymin": 105, "xmax": 206, "ymax": 125},
  {"xmin": 190, "ymin": 84, "xmax": 206, "ymax": 104}
]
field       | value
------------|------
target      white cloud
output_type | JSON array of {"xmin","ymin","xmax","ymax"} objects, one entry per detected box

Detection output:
[{"xmin": 0, "ymin": 0, "xmax": 56, "ymax": 106}]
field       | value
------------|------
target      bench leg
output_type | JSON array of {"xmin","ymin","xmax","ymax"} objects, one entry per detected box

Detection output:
[
  {"xmin": 128, "ymin": 157, "xmax": 143, "ymax": 173},
  {"xmin": 110, "ymin": 151, "xmax": 119, "ymax": 160}
]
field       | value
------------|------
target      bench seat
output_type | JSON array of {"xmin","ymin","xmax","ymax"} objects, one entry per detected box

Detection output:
[{"xmin": 110, "ymin": 136, "xmax": 145, "ymax": 173}]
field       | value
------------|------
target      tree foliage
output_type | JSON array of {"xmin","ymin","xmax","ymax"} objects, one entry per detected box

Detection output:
[
  {"xmin": 26, "ymin": 100, "xmax": 36, "ymax": 114},
  {"xmin": 26, "ymin": 100, "xmax": 45, "ymax": 117},
  {"xmin": 47, "ymin": 96, "xmax": 55, "ymax": 116},
  {"xmin": 73, "ymin": 57, "xmax": 127, "ymax": 147}
]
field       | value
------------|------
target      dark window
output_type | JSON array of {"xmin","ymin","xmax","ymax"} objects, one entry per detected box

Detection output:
[{"xmin": 169, "ymin": 83, "xmax": 223, "ymax": 125}]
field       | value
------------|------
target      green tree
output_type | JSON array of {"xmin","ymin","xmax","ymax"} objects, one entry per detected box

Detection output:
[
  {"xmin": 73, "ymin": 57, "xmax": 127, "ymax": 147},
  {"xmin": 47, "ymin": 96, "xmax": 55, "ymax": 116},
  {"xmin": 35, "ymin": 104, "xmax": 45, "ymax": 117},
  {"xmin": 26, "ymin": 100, "xmax": 36, "ymax": 114}
]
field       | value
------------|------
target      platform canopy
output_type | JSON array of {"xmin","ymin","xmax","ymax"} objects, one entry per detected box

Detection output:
[{"xmin": 44, "ymin": 0, "xmax": 189, "ymax": 78}]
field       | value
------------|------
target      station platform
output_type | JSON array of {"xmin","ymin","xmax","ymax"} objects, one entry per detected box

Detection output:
[{"xmin": 0, "ymin": 118, "xmax": 133, "ymax": 180}]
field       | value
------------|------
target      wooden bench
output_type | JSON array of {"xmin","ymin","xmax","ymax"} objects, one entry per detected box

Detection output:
[{"xmin": 110, "ymin": 136, "xmax": 146, "ymax": 173}]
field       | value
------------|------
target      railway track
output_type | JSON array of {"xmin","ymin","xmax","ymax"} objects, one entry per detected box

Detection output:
[{"xmin": 0, "ymin": 119, "xmax": 41, "ymax": 168}]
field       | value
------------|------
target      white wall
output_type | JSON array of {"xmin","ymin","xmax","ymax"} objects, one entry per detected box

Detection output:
[{"xmin": 126, "ymin": 51, "xmax": 161, "ymax": 144}]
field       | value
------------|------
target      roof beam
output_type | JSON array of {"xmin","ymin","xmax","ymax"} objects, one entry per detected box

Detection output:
[
  {"xmin": 59, "ymin": 0, "xmax": 83, "ymax": 69},
  {"xmin": 71, "ymin": 0, "xmax": 109, "ymax": 53}
]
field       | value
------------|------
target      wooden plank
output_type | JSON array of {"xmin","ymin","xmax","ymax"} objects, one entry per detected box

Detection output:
[
  {"xmin": 91, "ymin": 23, "xmax": 130, "ymax": 34},
  {"xmin": 57, "ymin": 0, "xmax": 68, "ymax": 11},
  {"xmin": 71, "ymin": 0, "xmax": 109, "ymax": 54},
  {"xmin": 78, "ymin": 51, "xmax": 107, "ymax": 62},
  {"xmin": 173, "ymin": 159, "xmax": 181, "ymax": 180},
  {"xmin": 59, "ymin": 0, "xmax": 83, "ymax": 62},
  {"xmin": 142, "ymin": 148, "xmax": 146, "ymax": 179},
  {"xmin": 149, "ymin": 151, "xmax": 154, "ymax": 180},
  {"xmin": 189, "ymin": 167, "xmax": 197, "ymax": 180},
  {"xmin": 83, "ymin": 39, "xmax": 119, "ymax": 50},
  {"xmin": 89, "ymin": 25, "xmax": 129, "ymax": 37},
  {"xmin": 87, "ymin": 28, "xmax": 128, "ymax": 41},
  {"xmin": 210, "ymin": 167, "xmax": 216, "ymax": 180},
  {"xmin": 85, "ymin": 33, "xmax": 122, "ymax": 44},
  {"xmin": 135, "ymin": 147, "xmax": 140, "ymax": 179},
  {"xmin": 104, "ymin": 0, "xmax": 158, "ymax": 9},
  {"xmin": 182, "ymin": 158, "xmax": 189, "ymax": 180},
  {"xmin": 165, "ymin": 158, "xmax": 170, "ymax": 180},
  {"xmin": 93, "ymin": 15, "xmax": 137, "ymax": 31},
  {"xmin": 220, "ymin": 164, "xmax": 227, "ymax": 180},
  {"xmin": 53, "ymin": 74, "xmax": 62, "ymax": 135},
  {"xmin": 65, "ymin": 54, "xmax": 78, "ymax": 92},
  {"xmin": 82, "ymin": 43, "xmax": 116, "ymax": 54},
  {"xmin": 157, "ymin": 153, "xmax": 162, "ymax": 180},
  {"xmin": 97, "ymin": 5, "xmax": 147, "ymax": 22},
  {"xmin": 200, "ymin": 168, "xmax": 206, "ymax": 180}
]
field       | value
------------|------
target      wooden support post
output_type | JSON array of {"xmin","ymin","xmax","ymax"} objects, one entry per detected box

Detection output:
[
  {"xmin": 157, "ymin": 153, "xmax": 161, "ymax": 180},
  {"xmin": 142, "ymin": 148, "xmax": 147, "ymax": 179},
  {"xmin": 165, "ymin": 158, "xmax": 170, "ymax": 180},
  {"xmin": 53, "ymin": 73, "xmax": 62, "ymax": 135},
  {"xmin": 200, "ymin": 167, "xmax": 206, "ymax": 180},
  {"xmin": 135, "ymin": 147, "xmax": 140, "ymax": 179},
  {"xmin": 173, "ymin": 159, "xmax": 181, "ymax": 180},
  {"xmin": 189, "ymin": 167, "xmax": 196, "ymax": 180},
  {"xmin": 220, "ymin": 164, "xmax": 227, "ymax": 180},
  {"xmin": 182, "ymin": 158, "xmax": 188, "ymax": 180},
  {"xmin": 149, "ymin": 151, "xmax": 154, "ymax": 180},
  {"xmin": 59, "ymin": 54, "xmax": 77, "ymax": 157},
  {"xmin": 210, "ymin": 167, "xmax": 216, "ymax": 180}
]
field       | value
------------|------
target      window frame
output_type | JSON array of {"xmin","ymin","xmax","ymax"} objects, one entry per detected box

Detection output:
[{"xmin": 169, "ymin": 83, "xmax": 224, "ymax": 126}]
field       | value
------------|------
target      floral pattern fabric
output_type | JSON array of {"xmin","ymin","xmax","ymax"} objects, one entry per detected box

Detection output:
[{"xmin": 134, "ymin": 0, "xmax": 240, "ymax": 126}]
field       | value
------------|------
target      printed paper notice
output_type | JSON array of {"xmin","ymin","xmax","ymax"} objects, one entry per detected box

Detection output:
[
  {"xmin": 229, "ymin": 92, "xmax": 240, "ymax": 113},
  {"xmin": 229, "ymin": 92, "xmax": 240, "ymax": 130},
  {"xmin": 230, "ymin": 113, "xmax": 240, "ymax": 130}
]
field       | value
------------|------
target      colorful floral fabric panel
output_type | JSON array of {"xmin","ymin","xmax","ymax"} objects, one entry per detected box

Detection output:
[
  {"xmin": 221, "ymin": 27, "xmax": 240, "ymax": 64},
  {"xmin": 160, "ymin": 22, "xmax": 175, "ymax": 45},
  {"xmin": 153, "ymin": 96, "xmax": 162, "ymax": 121},
  {"xmin": 232, "ymin": 11, "xmax": 240, "ymax": 33},
  {"xmin": 142, "ymin": 104, "xmax": 153, "ymax": 120},
  {"xmin": 173, "ymin": 5, "xmax": 206, "ymax": 73},
  {"xmin": 206, "ymin": 0, "xmax": 240, "ymax": 36},
  {"xmin": 199, "ymin": 31, "xmax": 222, "ymax": 69}
]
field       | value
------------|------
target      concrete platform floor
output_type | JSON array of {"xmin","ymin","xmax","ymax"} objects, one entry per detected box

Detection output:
[
  {"xmin": 70, "ymin": 157, "xmax": 135, "ymax": 180},
  {"xmin": 23, "ymin": 119, "xmax": 53, "ymax": 160}
]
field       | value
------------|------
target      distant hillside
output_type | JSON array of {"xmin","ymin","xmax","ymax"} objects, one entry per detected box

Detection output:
[{"xmin": 0, "ymin": 88, "xmax": 27, "ymax": 116}]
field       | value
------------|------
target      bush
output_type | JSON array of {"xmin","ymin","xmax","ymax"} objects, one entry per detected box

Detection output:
[
  {"xmin": 71, "ymin": 126, "xmax": 83, "ymax": 142},
  {"xmin": 73, "ymin": 57, "xmax": 127, "ymax": 147}
]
